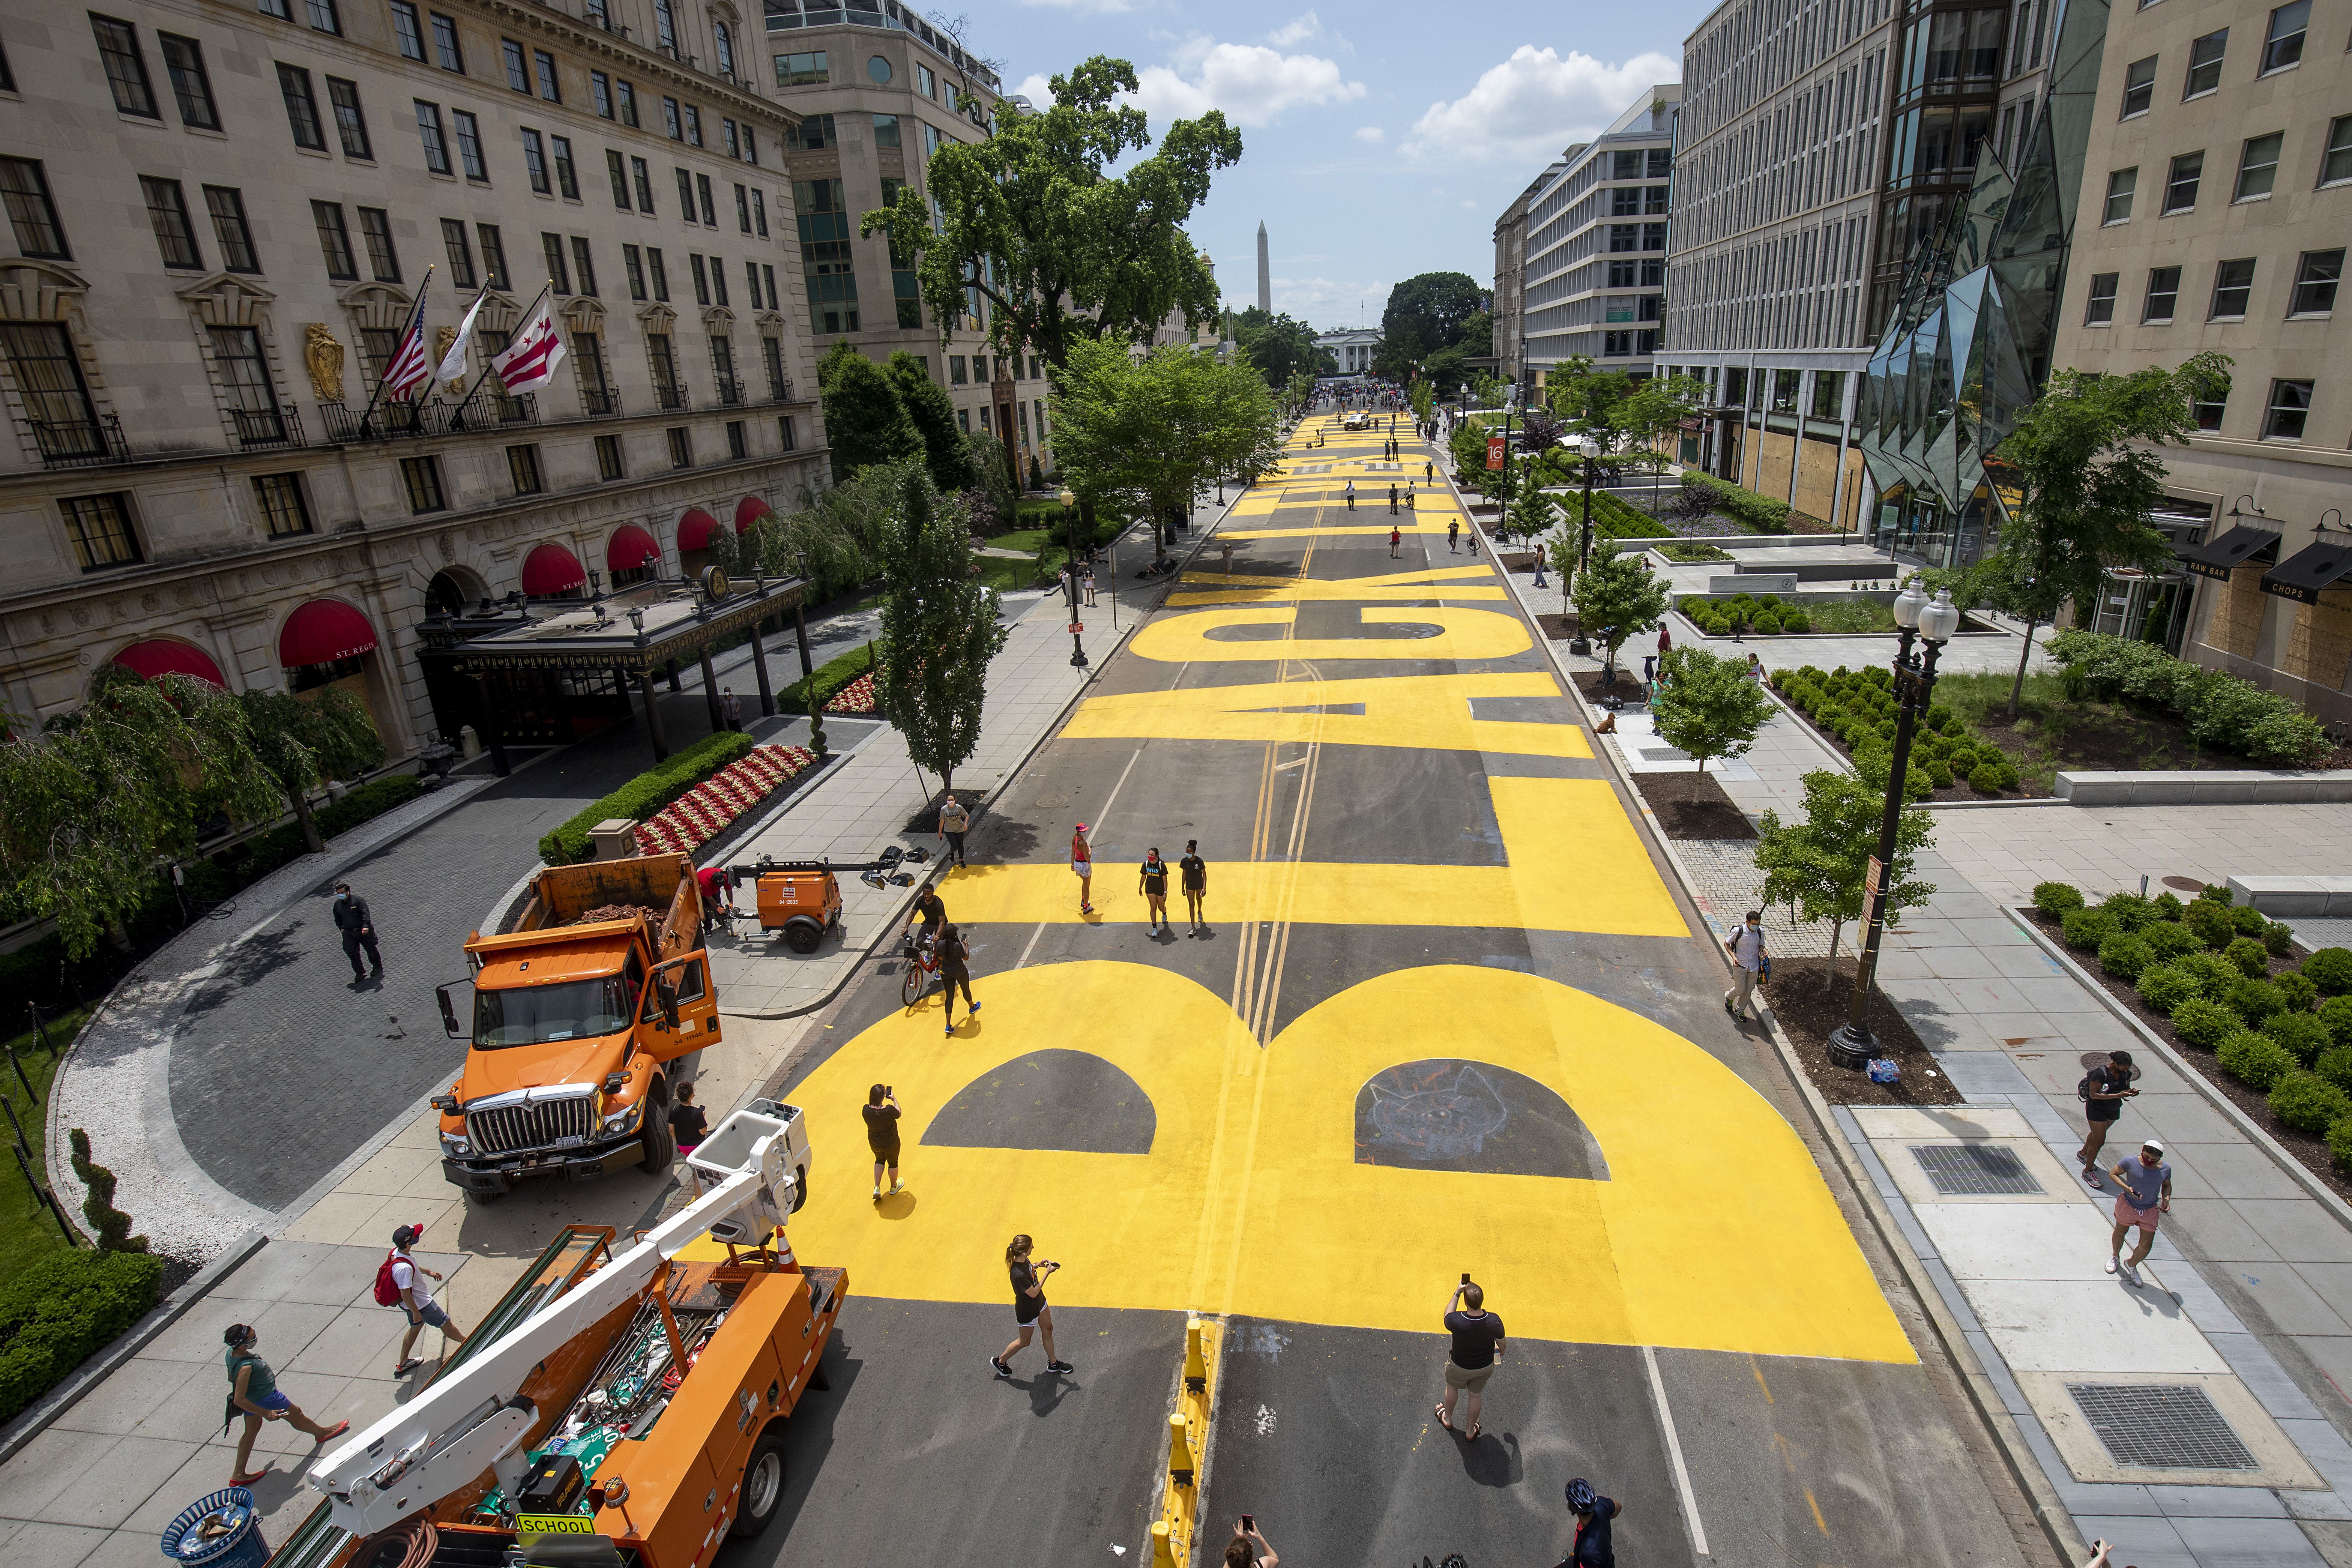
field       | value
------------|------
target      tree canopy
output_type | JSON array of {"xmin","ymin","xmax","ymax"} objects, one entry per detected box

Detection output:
[
  {"xmin": 1048, "ymin": 338, "xmax": 1282, "ymax": 546},
  {"xmin": 885, "ymin": 351, "xmax": 966, "ymax": 496},
  {"xmin": 816, "ymin": 341, "xmax": 920, "ymax": 481},
  {"xmin": 861, "ymin": 56, "xmax": 1240, "ymax": 374},
  {"xmin": 240, "ymin": 686, "xmax": 385, "ymax": 853},
  {"xmin": 1650, "ymin": 646, "xmax": 1774, "ymax": 774},
  {"xmin": 1419, "ymin": 308, "xmax": 1492, "ymax": 393},
  {"xmin": 1567, "ymin": 541, "xmax": 1671, "ymax": 670},
  {"xmin": 1232, "ymin": 308, "xmax": 1331, "ymax": 390},
  {"xmin": 1754, "ymin": 750, "xmax": 1936, "ymax": 963},
  {"xmin": 876, "ymin": 470, "xmax": 1011, "ymax": 795},
  {"xmin": 1377, "ymin": 272, "xmax": 1483, "ymax": 379}
]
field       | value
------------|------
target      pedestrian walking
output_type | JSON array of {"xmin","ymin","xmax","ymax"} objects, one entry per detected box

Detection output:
[
  {"xmin": 1447, "ymin": 519, "xmax": 1460, "ymax": 553},
  {"xmin": 332, "ymin": 882, "xmax": 382, "ymax": 982},
  {"xmin": 938, "ymin": 793, "xmax": 972, "ymax": 868},
  {"xmin": 937, "ymin": 920, "xmax": 979, "ymax": 1033},
  {"xmin": 1181, "ymin": 840, "xmax": 1209, "ymax": 935},
  {"xmin": 387, "ymin": 1224, "xmax": 470, "ymax": 1377},
  {"xmin": 222, "ymin": 1323, "xmax": 347, "ymax": 1486},
  {"xmin": 1224, "ymin": 1521, "xmax": 1279, "ymax": 1568},
  {"xmin": 1564, "ymin": 1479, "xmax": 1623, "ymax": 1566},
  {"xmin": 2076, "ymin": 1050, "xmax": 2139, "ymax": 1184},
  {"xmin": 1388, "ymin": 484, "xmax": 1399, "ymax": 514},
  {"xmin": 1389, "ymin": 525, "xmax": 1402, "ymax": 558},
  {"xmin": 991, "ymin": 1234, "xmax": 1073, "ymax": 1377},
  {"xmin": 1082, "ymin": 567, "xmax": 1098, "ymax": 607},
  {"xmin": 1345, "ymin": 479, "xmax": 1356, "ymax": 511},
  {"xmin": 1425, "ymin": 460, "xmax": 1434, "ymax": 482},
  {"xmin": 1434, "ymin": 1277, "xmax": 1504, "ymax": 1440},
  {"xmin": 1223, "ymin": 539, "xmax": 1235, "ymax": 576},
  {"xmin": 1724, "ymin": 909, "xmax": 1767, "ymax": 1020},
  {"xmin": 721, "ymin": 686, "xmax": 742, "ymax": 730},
  {"xmin": 1406, "ymin": 483, "xmax": 1416, "ymax": 511},
  {"xmin": 671, "ymin": 1081, "xmax": 711, "ymax": 1197},
  {"xmin": 865, "ymin": 1083, "xmax": 903, "ymax": 1199},
  {"xmin": 1071, "ymin": 823, "xmax": 1094, "ymax": 914},
  {"xmin": 1658, "ymin": 623, "xmax": 1673, "ymax": 658},
  {"xmin": 1746, "ymin": 651, "xmax": 1765, "ymax": 681},
  {"xmin": 1642, "ymin": 654, "xmax": 1656, "ymax": 686},
  {"xmin": 1139, "ymin": 848, "xmax": 1171, "ymax": 934},
  {"xmin": 2106, "ymin": 1139, "xmax": 2172, "ymax": 1286}
]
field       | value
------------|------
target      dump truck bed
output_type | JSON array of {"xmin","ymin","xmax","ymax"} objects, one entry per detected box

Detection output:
[{"xmin": 516, "ymin": 852, "xmax": 701, "ymax": 960}]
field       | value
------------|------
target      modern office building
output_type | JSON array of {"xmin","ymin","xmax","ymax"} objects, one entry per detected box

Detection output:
[
  {"xmin": 1488, "ymin": 161, "xmax": 1563, "ymax": 395},
  {"xmin": 1521, "ymin": 86, "xmax": 1681, "ymax": 390},
  {"xmin": 0, "ymin": 0, "xmax": 829, "ymax": 754},
  {"xmin": 2052, "ymin": 0, "xmax": 2352, "ymax": 724}
]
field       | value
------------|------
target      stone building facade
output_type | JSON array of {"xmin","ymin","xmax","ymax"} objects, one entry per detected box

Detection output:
[{"xmin": 0, "ymin": 0, "xmax": 829, "ymax": 754}]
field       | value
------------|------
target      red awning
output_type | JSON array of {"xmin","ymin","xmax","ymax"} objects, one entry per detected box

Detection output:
[
  {"xmin": 521, "ymin": 542, "xmax": 587, "ymax": 596},
  {"xmin": 677, "ymin": 508, "xmax": 722, "ymax": 551},
  {"xmin": 734, "ymin": 496, "xmax": 773, "ymax": 533},
  {"xmin": 112, "ymin": 638, "xmax": 227, "ymax": 687},
  {"xmin": 608, "ymin": 524, "xmax": 661, "ymax": 572},
  {"xmin": 278, "ymin": 599, "xmax": 378, "ymax": 667}
]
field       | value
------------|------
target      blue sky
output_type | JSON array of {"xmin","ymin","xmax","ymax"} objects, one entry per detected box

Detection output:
[{"xmin": 990, "ymin": 0, "xmax": 1711, "ymax": 332}]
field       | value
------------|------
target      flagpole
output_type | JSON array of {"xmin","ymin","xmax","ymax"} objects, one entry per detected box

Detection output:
[
  {"xmin": 437, "ymin": 282, "xmax": 494, "ymax": 420},
  {"xmin": 356, "ymin": 264, "xmax": 434, "ymax": 437},
  {"xmin": 474, "ymin": 282, "xmax": 558, "ymax": 416}
]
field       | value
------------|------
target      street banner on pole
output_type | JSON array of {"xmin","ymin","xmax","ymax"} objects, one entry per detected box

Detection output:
[{"xmin": 1485, "ymin": 436, "xmax": 1505, "ymax": 470}]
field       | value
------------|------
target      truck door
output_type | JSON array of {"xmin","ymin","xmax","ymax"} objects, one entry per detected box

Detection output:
[{"xmin": 642, "ymin": 952, "xmax": 723, "ymax": 1060}]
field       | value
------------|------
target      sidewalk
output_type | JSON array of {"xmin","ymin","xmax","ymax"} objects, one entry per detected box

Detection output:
[{"xmin": 1489, "ymin": 538, "xmax": 2352, "ymax": 1568}]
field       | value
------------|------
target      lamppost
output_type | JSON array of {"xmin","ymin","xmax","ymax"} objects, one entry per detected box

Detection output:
[
  {"xmin": 1568, "ymin": 433, "xmax": 1602, "ymax": 656},
  {"xmin": 1057, "ymin": 487, "xmax": 1089, "ymax": 670},
  {"xmin": 1826, "ymin": 582, "xmax": 1963, "ymax": 1070}
]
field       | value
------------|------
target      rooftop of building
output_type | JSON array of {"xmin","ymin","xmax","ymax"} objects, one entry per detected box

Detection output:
[{"xmin": 761, "ymin": 0, "xmax": 1001, "ymax": 91}]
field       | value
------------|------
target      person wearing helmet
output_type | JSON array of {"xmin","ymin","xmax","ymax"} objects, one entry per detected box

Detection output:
[{"xmin": 1564, "ymin": 1478, "xmax": 1621, "ymax": 1566}]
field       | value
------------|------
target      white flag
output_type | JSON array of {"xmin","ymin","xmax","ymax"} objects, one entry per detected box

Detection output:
[
  {"xmin": 436, "ymin": 288, "xmax": 488, "ymax": 383},
  {"xmin": 491, "ymin": 292, "xmax": 567, "ymax": 394}
]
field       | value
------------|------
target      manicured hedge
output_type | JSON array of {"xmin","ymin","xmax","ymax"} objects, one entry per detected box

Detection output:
[
  {"xmin": 183, "ymin": 773, "xmax": 425, "ymax": 903},
  {"xmin": 781, "ymin": 640, "xmax": 878, "ymax": 716},
  {"xmin": 539, "ymin": 730, "xmax": 758, "ymax": 865},
  {"xmin": 0, "ymin": 1247, "xmax": 164, "ymax": 1421},
  {"xmin": 2047, "ymin": 629, "xmax": 2333, "ymax": 766},
  {"xmin": 1773, "ymin": 664, "xmax": 2014, "ymax": 790}
]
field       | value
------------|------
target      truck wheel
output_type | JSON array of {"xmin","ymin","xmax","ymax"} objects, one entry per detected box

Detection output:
[
  {"xmin": 783, "ymin": 918, "xmax": 822, "ymax": 955},
  {"xmin": 730, "ymin": 1430, "xmax": 788, "ymax": 1538},
  {"xmin": 639, "ymin": 1099, "xmax": 676, "ymax": 1175},
  {"xmin": 465, "ymin": 1187, "xmax": 502, "ymax": 1206}
]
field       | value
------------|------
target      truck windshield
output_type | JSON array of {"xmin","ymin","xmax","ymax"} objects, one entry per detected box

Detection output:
[{"xmin": 473, "ymin": 976, "xmax": 635, "ymax": 1048}]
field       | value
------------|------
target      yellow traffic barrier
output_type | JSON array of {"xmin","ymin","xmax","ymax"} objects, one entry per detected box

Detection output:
[{"xmin": 1155, "ymin": 1316, "xmax": 1223, "ymax": 1565}]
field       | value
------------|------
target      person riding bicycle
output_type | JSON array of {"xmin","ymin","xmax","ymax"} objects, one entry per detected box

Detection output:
[{"xmin": 903, "ymin": 882, "xmax": 946, "ymax": 955}]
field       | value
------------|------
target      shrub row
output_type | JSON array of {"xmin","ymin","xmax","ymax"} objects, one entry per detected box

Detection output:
[
  {"xmin": 0, "ymin": 1248, "xmax": 164, "ymax": 1422},
  {"xmin": 1680, "ymin": 591, "xmax": 1813, "ymax": 637},
  {"xmin": 538, "ymin": 730, "xmax": 758, "ymax": 865},
  {"xmin": 2046, "ymin": 628, "xmax": 2333, "ymax": 767},
  {"xmin": 1679, "ymin": 471, "xmax": 1794, "ymax": 532},
  {"xmin": 179, "ymin": 773, "xmax": 425, "ymax": 904},
  {"xmin": 2037, "ymin": 879, "xmax": 2352, "ymax": 1168},
  {"xmin": 781, "ymin": 640, "xmax": 878, "ymax": 717},
  {"xmin": 1772, "ymin": 663, "xmax": 2020, "ymax": 792}
]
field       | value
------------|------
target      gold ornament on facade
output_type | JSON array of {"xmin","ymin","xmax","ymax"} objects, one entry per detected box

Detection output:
[
  {"xmin": 302, "ymin": 324, "xmax": 345, "ymax": 402},
  {"xmin": 436, "ymin": 326, "xmax": 462, "ymax": 392}
]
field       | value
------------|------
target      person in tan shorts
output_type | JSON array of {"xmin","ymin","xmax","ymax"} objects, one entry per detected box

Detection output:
[{"xmin": 1436, "ymin": 1277, "xmax": 1505, "ymax": 1440}]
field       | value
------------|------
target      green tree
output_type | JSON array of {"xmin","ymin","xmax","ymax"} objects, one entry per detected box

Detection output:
[
  {"xmin": 1048, "ymin": 338, "xmax": 1282, "ymax": 550},
  {"xmin": 1377, "ymin": 273, "xmax": 1482, "ymax": 379},
  {"xmin": 1410, "ymin": 380, "xmax": 1433, "ymax": 427},
  {"xmin": 876, "ymin": 470, "xmax": 1011, "ymax": 795},
  {"xmin": 1503, "ymin": 470, "xmax": 1557, "ymax": 547},
  {"xmin": 240, "ymin": 686, "xmax": 386, "ymax": 854},
  {"xmin": 1232, "ymin": 308, "xmax": 1325, "ymax": 390},
  {"xmin": 69, "ymin": 1128, "xmax": 147, "ymax": 1252},
  {"xmin": 1544, "ymin": 356, "xmax": 1640, "ymax": 455},
  {"xmin": 1568, "ymin": 542, "xmax": 1672, "ymax": 673},
  {"xmin": 1420, "ymin": 307, "xmax": 1492, "ymax": 393},
  {"xmin": 1544, "ymin": 528, "xmax": 1580, "ymax": 616},
  {"xmin": 885, "ymin": 350, "xmax": 966, "ymax": 495},
  {"xmin": 1754, "ymin": 752, "xmax": 1937, "ymax": 964},
  {"xmin": 1978, "ymin": 352, "xmax": 2232, "ymax": 718},
  {"xmin": 1651, "ymin": 646, "xmax": 1774, "ymax": 774},
  {"xmin": 1449, "ymin": 420, "xmax": 1499, "ymax": 498},
  {"xmin": 0, "ymin": 668, "xmax": 282, "ymax": 957},
  {"xmin": 816, "ymin": 341, "xmax": 920, "ymax": 481},
  {"xmin": 861, "ymin": 57, "xmax": 1238, "ymax": 376},
  {"xmin": 1619, "ymin": 372, "xmax": 1709, "ymax": 513}
]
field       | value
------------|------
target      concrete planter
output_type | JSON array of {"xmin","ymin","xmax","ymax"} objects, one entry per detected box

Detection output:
[{"xmin": 2051, "ymin": 769, "xmax": 2352, "ymax": 806}]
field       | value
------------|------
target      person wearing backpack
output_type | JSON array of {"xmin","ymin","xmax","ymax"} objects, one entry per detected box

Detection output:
[
  {"xmin": 937, "ymin": 921, "xmax": 979, "ymax": 1035},
  {"xmin": 2076, "ymin": 1050, "xmax": 2139, "ymax": 1187},
  {"xmin": 385, "ymin": 1223, "xmax": 470, "ymax": 1377},
  {"xmin": 1724, "ymin": 910, "xmax": 1768, "ymax": 1021},
  {"xmin": 223, "ymin": 1322, "xmax": 345, "ymax": 1486}
]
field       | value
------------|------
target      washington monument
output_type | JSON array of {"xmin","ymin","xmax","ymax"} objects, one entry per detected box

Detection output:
[{"xmin": 1256, "ymin": 221, "xmax": 1271, "ymax": 314}]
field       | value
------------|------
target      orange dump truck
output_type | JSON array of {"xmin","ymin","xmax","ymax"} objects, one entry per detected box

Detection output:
[
  {"xmin": 431, "ymin": 852, "xmax": 753, "ymax": 1201},
  {"xmin": 285, "ymin": 1107, "xmax": 841, "ymax": 1568}
]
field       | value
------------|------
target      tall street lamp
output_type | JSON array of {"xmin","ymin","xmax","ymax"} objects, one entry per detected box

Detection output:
[
  {"xmin": 1057, "ymin": 487, "xmax": 1089, "ymax": 670},
  {"xmin": 1827, "ymin": 583, "xmax": 1963, "ymax": 1070},
  {"xmin": 1568, "ymin": 433, "xmax": 1602, "ymax": 655}
]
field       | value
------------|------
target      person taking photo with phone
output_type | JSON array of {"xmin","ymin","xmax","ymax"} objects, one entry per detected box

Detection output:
[{"xmin": 991, "ymin": 1234, "xmax": 1073, "ymax": 1378}]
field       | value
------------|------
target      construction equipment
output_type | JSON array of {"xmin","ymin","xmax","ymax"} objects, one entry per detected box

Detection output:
[
  {"xmin": 733, "ymin": 846, "xmax": 923, "ymax": 955},
  {"xmin": 429, "ymin": 853, "xmax": 725, "ymax": 1201},
  {"xmin": 293, "ymin": 1105, "xmax": 841, "ymax": 1568}
]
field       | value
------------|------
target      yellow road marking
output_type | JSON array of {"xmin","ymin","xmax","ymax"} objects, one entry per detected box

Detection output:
[
  {"xmin": 1063, "ymin": 672, "xmax": 1590, "ymax": 758},
  {"xmin": 1129, "ymin": 606, "xmax": 1531, "ymax": 664},
  {"xmin": 1168, "ymin": 565, "xmax": 1503, "ymax": 606}
]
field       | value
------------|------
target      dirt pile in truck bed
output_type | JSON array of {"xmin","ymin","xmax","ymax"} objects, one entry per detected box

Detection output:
[{"xmin": 572, "ymin": 903, "xmax": 662, "ymax": 926}]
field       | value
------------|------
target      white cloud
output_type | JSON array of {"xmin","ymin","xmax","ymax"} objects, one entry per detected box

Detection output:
[
  {"xmin": 1247, "ymin": 273, "xmax": 1395, "ymax": 329},
  {"xmin": 1405, "ymin": 45, "xmax": 1678, "ymax": 166},
  {"xmin": 1266, "ymin": 11, "xmax": 1322, "ymax": 46},
  {"xmin": 1460, "ymin": 198, "xmax": 1477, "ymax": 209},
  {"xmin": 1014, "ymin": 72, "xmax": 1053, "ymax": 106},
  {"xmin": 1125, "ymin": 36, "xmax": 1367, "ymax": 128},
  {"xmin": 1353, "ymin": 125, "xmax": 1385, "ymax": 144}
]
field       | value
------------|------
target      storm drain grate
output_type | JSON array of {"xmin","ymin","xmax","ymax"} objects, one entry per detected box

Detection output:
[
  {"xmin": 1908, "ymin": 1142, "xmax": 2043, "ymax": 1196},
  {"xmin": 1639, "ymin": 746, "xmax": 1692, "ymax": 762},
  {"xmin": 2068, "ymin": 1383, "xmax": 2259, "ymax": 1471}
]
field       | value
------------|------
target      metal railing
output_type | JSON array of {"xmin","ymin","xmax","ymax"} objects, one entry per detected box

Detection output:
[
  {"xmin": 318, "ymin": 397, "xmax": 441, "ymax": 443},
  {"xmin": 580, "ymin": 379, "xmax": 622, "ymax": 418},
  {"xmin": 442, "ymin": 386, "xmax": 536, "ymax": 430},
  {"xmin": 230, "ymin": 402, "xmax": 306, "ymax": 450},
  {"xmin": 766, "ymin": 374, "xmax": 794, "ymax": 404},
  {"xmin": 653, "ymin": 380, "xmax": 690, "ymax": 411},
  {"xmin": 27, "ymin": 413, "xmax": 129, "ymax": 467},
  {"xmin": 714, "ymin": 374, "xmax": 745, "ymax": 407}
]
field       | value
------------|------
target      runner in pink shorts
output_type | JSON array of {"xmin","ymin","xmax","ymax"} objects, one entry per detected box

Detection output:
[{"xmin": 2104, "ymin": 1138, "xmax": 2172, "ymax": 1287}]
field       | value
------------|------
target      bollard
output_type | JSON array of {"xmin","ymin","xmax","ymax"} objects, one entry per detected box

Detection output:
[
  {"xmin": 1168, "ymin": 1412, "xmax": 1194, "ymax": 1487},
  {"xmin": 1184, "ymin": 1321, "xmax": 1208, "ymax": 1392},
  {"xmin": 1150, "ymin": 1522, "xmax": 1177, "ymax": 1568}
]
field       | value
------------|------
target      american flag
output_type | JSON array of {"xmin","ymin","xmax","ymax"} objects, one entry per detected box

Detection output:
[
  {"xmin": 493, "ymin": 290, "xmax": 568, "ymax": 393},
  {"xmin": 380, "ymin": 271, "xmax": 432, "ymax": 401}
]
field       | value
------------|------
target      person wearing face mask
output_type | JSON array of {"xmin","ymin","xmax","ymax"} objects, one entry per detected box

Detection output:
[
  {"xmin": 222, "ymin": 1322, "xmax": 346, "ymax": 1486},
  {"xmin": 1724, "ymin": 909, "xmax": 1768, "ymax": 1021}
]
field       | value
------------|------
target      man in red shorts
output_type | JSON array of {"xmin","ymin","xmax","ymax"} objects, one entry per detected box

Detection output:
[{"xmin": 2105, "ymin": 1138, "xmax": 2172, "ymax": 1286}]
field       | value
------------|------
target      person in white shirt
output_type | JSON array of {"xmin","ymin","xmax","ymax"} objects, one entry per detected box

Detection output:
[
  {"xmin": 1724, "ymin": 911, "xmax": 1767, "ymax": 1020},
  {"xmin": 389, "ymin": 1223, "xmax": 471, "ymax": 1377}
]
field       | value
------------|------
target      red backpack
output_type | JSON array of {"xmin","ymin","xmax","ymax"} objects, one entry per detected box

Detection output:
[{"xmin": 373, "ymin": 1250, "xmax": 404, "ymax": 1307}]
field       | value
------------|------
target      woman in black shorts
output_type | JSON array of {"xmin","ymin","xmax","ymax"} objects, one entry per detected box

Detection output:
[
  {"xmin": 990, "ymin": 1234, "xmax": 1072, "ymax": 1378},
  {"xmin": 864, "ymin": 1083, "xmax": 902, "ymax": 1200}
]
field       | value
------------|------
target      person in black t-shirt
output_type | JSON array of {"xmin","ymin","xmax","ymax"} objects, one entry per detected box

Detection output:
[
  {"xmin": 1180, "ymin": 840, "xmax": 1209, "ymax": 936},
  {"xmin": 863, "ymin": 1083, "xmax": 902, "ymax": 1200},
  {"xmin": 903, "ymin": 883, "xmax": 946, "ymax": 954},
  {"xmin": 990, "ymin": 1233, "xmax": 1072, "ymax": 1378},
  {"xmin": 669, "ymin": 1083, "xmax": 710, "ymax": 1197},
  {"xmin": 2076, "ymin": 1049, "xmax": 2139, "ymax": 1186},
  {"xmin": 1562, "ymin": 1478, "xmax": 1622, "ymax": 1567},
  {"xmin": 1436, "ymin": 1278, "xmax": 1506, "ymax": 1440},
  {"xmin": 1138, "ymin": 849, "xmax": 1171, "ymax": 935},
  {"xmin": 937, "ymin": 922, "xmax": 978, "ymax": 1035}
]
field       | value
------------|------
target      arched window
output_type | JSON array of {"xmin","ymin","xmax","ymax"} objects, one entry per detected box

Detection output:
[{"xmin": 713, "ymin": 19, "xmax": 734, "ymax": 74}]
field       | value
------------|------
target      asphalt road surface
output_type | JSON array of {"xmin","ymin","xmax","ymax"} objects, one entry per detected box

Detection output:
[{"xmin": 727, "ymin": 413, "xmax": 2043, "ymax": 1568}]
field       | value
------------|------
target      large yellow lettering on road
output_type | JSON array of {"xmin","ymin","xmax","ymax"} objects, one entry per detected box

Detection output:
[
  {"xmin": 1168, "ymin": 565, "xmax": 1505, "ymax": 607},
  {"xmin": 1063, "ymin": 671, "xmax": 1588, "ymax": 757},
  {"xmin": 1130, "ymin": 605, "xmax": 1531, "ymax": 664}
]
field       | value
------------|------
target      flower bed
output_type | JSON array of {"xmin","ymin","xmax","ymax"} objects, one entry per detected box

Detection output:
[
  {"xmin": 2029, "ymin": 879, "xmax": 2352, "ymax": 1194},
  {"xmin": 1770, "ymin": 662, "xmax": 2030, "ymax": 799},
  {"xmin": 634, "ymin": 743, "xmax": 818, "ymax": 856},
  {"xmin": 825, "ymin": 671, "xmax": 877, "ymax": 716}
]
